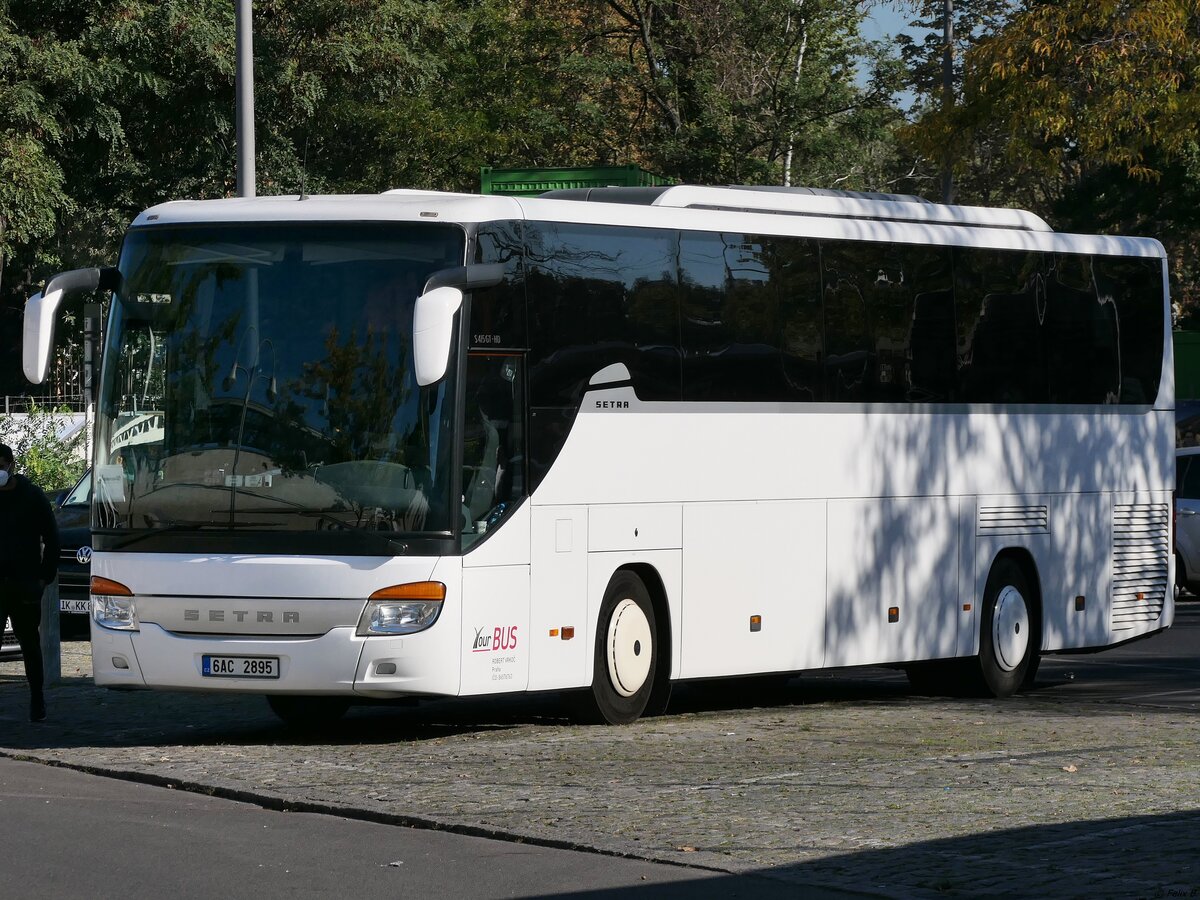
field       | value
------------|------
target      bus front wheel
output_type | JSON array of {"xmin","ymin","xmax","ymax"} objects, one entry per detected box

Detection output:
[
  {"xmin": 579, "ymin": 571, "xmax": 658, "ymax": 725},
  {"xmin": 976, "ymin": 558, "xmax": 1039, "ymax": 698},
  {"xmin": 267, "ymin": 695, "xmax": 351, "ymax": 729}
]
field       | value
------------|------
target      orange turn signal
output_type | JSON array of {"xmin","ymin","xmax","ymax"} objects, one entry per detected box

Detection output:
[
  {"xmin": 91, "ymin": 576, "xmax": 132, "ymax": 597},
  {"xmin": 369, "ymin": 581, "xmax": 446, "ymax": 602}
]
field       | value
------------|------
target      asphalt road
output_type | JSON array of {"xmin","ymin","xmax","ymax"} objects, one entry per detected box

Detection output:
[
  {"xmin": 0, "ymin": 599, "xmax": 1196, "ymax": 899},
  {"xmin": 0, "ymin": 756, "xmax": 853, "ymax": 900}
]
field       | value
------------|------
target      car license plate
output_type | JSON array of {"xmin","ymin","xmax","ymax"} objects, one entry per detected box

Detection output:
[
  {"xmin": 59, "ymin": 598, "xmax": 91, "ymax": 614},
  {"xmin": 202, "ymin": 655, "xmax": 280, "ymax": 679}
]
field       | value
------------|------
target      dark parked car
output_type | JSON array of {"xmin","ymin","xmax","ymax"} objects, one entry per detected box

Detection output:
[
  {"xmin": 55, "ymin": 468, "xmax": 92, "ymax": 639},
  {"xmin": 0, "ymin": 624, "xmax": 18, "ymax": 658}
]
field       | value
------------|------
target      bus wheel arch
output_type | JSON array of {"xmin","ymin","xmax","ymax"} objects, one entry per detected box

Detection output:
[
  {"xmin": 579, "ymin": 566, "xmax": 671, "ymax": 725},
  {"xmin": 976, "ymin": 550, "xmax": 1042, "ymax": 697},
  {"xmin": 624, "ymin": 563, "xmax": 673, "ymax": 718}
]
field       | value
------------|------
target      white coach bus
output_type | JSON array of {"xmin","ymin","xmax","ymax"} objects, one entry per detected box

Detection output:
[{"xmin": 23, "ymin": 185, "xmax": 1174, "ymax": 724}]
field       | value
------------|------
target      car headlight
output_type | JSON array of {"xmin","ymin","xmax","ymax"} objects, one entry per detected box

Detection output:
[{"xmin": 356, "ymin": 582, "xmax": 445, "ymax": 636}]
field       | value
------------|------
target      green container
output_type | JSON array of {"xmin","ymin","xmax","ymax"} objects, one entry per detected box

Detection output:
[{"xmin": 480, "ymin": 165, "xmax": 673, "ymax": 197}]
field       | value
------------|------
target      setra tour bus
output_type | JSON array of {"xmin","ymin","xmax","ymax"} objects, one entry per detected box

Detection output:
[{"xmin": 22, "ymin": 185, "xmax": 1174, "ymax": 725}]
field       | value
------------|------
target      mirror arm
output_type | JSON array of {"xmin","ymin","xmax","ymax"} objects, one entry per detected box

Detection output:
[
  {"xmin": 42, "ymin": 266, "xmax": 120, "ymax": 297},
  {"xmin": 422, "ymin": 263, "xmax": 505, "ymax": 295}
]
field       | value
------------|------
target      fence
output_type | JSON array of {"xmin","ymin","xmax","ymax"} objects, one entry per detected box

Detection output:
[{"xmin": 1, "ymin": 393, "xmax": 86, "ymax": 415}]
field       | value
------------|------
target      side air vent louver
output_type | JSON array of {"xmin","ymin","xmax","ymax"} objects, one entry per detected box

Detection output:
[
  {"xmin": 977, "ymin": 505, "xmax": 1049, "ymax": 535},
  {"xmin": 1112, "ymin": 502, "xmax": 1170, "ymax": 633}
]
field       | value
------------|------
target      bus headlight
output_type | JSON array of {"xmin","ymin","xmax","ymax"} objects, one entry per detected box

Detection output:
[
  {"xmin": 94, "ymin": 595, "xmax": 139, "ymax": 631},
  {"xmin": 92, "ymin": 576, "xmax": 139, "ymax": 631},
  {"xmin": 356, "ymin": 582, "xmax": 446, "ymax": 636}
]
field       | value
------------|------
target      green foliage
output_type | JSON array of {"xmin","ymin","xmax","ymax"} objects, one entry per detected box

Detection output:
[
  {"xmin": 5, "ymin": 0, "xmax": 1200, "ymax": 357},
  {"xmin": 0, "ymin": 401, "xmax": 86, "ymax": 490},
  {"xmin": 900, "ymin": 0, "xmax": 1200, "ymax": 312}
]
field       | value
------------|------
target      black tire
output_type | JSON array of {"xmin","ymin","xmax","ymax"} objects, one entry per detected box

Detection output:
[
  {"xmin": 578, "ymin": 571, "xmax": 658, "ymax": 725},
  {"xmin": 267, "ymin": 695, "xmax": 351, "ymax": 728},
  {"xmin": 975, "ymin": 557, "xmax": 1039, "ymax": 698}
]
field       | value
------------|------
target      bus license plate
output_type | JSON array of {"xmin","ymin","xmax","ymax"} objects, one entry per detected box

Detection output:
[
  {"xmin": 202, "ymin": 655, "xmax": 280, "ymax": 679},
  {"xmin": 59, "ymin": 598, "xmax": 91, "ymax": 614}
]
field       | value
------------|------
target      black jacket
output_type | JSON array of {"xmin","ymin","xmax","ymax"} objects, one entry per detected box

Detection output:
[{"xmin": 0, "ymin": 474, "xmax": 60, "ymax": 584}]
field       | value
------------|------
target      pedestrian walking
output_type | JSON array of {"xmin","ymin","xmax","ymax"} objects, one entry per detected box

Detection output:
[{"xmin": 0, "ymin": 443, "xmax": 60, "ymax": 722}]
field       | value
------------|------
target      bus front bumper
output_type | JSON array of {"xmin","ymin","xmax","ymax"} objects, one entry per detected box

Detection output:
[{"xmin": 89, "ymin": 621, "xmax": 461, "ymax": 699}]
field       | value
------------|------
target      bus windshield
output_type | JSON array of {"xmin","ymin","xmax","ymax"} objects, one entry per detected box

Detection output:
[{"xmin": 95, "ymin": 222, "xmax": 466, "ymax": 554}]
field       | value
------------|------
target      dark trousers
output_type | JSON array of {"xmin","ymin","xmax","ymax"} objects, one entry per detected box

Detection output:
[{"xmin": 0, "ymin": 577, "xmax": 44, "ymax": 694}]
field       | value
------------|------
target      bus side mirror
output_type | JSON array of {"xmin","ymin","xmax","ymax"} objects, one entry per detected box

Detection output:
[
  {"xmin": 23, "ymin": 267, "xmax": 118, "ymax": 384},
  {"xmin": 23, "ymin": 289, "xmax": 60, "ymax": 385},
  {"xmin": 413, "ymin": 286, "xmax": 464, "ymax": 386},
  {"xmin": 412, "ymin": 263, "xmax": 505, "ymax": 387}
]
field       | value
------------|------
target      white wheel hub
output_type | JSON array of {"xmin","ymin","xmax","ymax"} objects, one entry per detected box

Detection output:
[
  {"xmin": 992, "ymin": 585, "xmax": 1030, "ymax": 672},
  {"xmin": 607, "ymin": 598, "xmax": 653, "ymax": 697}
]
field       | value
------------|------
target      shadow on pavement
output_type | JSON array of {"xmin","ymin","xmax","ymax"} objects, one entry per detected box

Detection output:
[{"xmin": 517, "ymin": 808, "xmax": 1200, "ymax": 899}]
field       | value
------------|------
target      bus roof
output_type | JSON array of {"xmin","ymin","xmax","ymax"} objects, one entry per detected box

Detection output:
[{"xmin": 130, "ymin": 187, "xmax": 1166, "ymax": 260}]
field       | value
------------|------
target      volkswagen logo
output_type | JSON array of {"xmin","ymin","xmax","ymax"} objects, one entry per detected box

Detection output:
[{"xmin": 76, "ymin": 546, "xmax": 93, "ymax": 565}]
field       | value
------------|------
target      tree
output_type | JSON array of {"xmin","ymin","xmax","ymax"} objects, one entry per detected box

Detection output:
[
  {"xmin": 590, "ymin": 0, "xmax": 906, "ymax": 186},
  {"xmin": 904, "ymin": 0, "xmax": 1200, "ymax": 191},
  {"xmin": 903, "ymin": 0, "xmax": 1200, "ymax": 309},
  {"xmin": 0, "ymin": 400, "xmax": 86, "ymax": 490}
]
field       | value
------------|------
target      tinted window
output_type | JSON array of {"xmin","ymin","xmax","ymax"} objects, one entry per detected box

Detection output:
[
  {"xmin": 1097, "ymin": 256, "xmax": 1164, "ymax": 404},
  {"xmin": 1043, "ymin": 255, "xmax": 1120, "ymax": 403},
  {"xmin": 820, "ymin": 241, "xmax": 956, "ymax": 403},
  {"xmin": 776, "ymin": 237, "xmax": 824, "ymax": 402},
  {"xmin": 680, "ymin": 232, "xmax": 786, "ymax": 401},
  {"xmin": 525, "ymin": 223, "xmax": 680, "ymax": 406},
  {"xmin": 820, "ymin": 242, "xmax": 874, "ymax": 402},
  {"xmin": 956, "ymin": 249, "xmax": 1048, "ymax": 402},
  {"xmin": 472, "ymin": 222, "xmax": 527, "ymax": 350}
]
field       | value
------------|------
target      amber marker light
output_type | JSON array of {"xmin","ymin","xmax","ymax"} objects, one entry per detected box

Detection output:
[
  {"xmin": 561, "ymin": 626, "xmax": 575, "ymax": 640},
  {"xmin": 91, "ymin": 576, "xmax": 132, "ymax": 596},
  {"xmin": 369, "ymin": 581, "xmax": 446, "ymax": 602}
]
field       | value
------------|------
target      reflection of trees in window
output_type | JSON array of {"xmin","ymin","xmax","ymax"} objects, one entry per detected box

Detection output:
[
  {"xmin": 821, "ymin": 243, "xmax": 873, "ymax": 401},
  {"xmin": 527, "ymin": 223, "xmax": 680, "ymax": 404},
  {"xmin": 159, "ymin": 286, "xmax": 238, "ymax": 453},
  {"xmin": 1044, "ymin": 254, "xmax": 1120, "ymax": 403},
  {"xmin": 1096, "ymin": 256, "xmax": 1164, "ymax": 405},
  {"xmin": 955, "ymin": 249, "xmax": 1048, "ymax": 403},
  {"xmin": 299, "ymin": 326, "xmax": 411, "ymax": 467},
  {"xmin": 776, "ymin": 237, "xmax": 823, "ymax": 402},
  {"xmin": 680, "ymin": 232, "xmax": 781, "ymax": 401}
]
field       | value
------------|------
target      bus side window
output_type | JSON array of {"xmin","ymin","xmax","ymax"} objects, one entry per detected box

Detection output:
[
  {"xmin": 462, "ymin": 353, "xmax": 525, "ymax": 537},
  {"xmin": 820, "ymin": 242, "xmax": 874, "ymax": 402}
]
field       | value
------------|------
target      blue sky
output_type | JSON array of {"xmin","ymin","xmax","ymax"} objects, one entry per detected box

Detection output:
[{"xmin": 861, "ymin": 3, "xmax": 915, "ymax": 43}]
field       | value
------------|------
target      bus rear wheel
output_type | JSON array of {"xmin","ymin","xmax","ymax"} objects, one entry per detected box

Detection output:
[
  {"xmin": 579, "ymin": 571, "xmax": 658, "ymax": 725},
  {"xmin": 975, "ymin": 558, "xmax": 1038, "ymax": 698},
  {"xmin": 267, "ymin": 695, "xmax": 351, "ymax": 728}
]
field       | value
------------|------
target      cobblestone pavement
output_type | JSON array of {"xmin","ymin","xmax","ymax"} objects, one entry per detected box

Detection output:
[{"xmin": 1, "ymin": 616, "xmax": 1198, "ymax": 899}]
